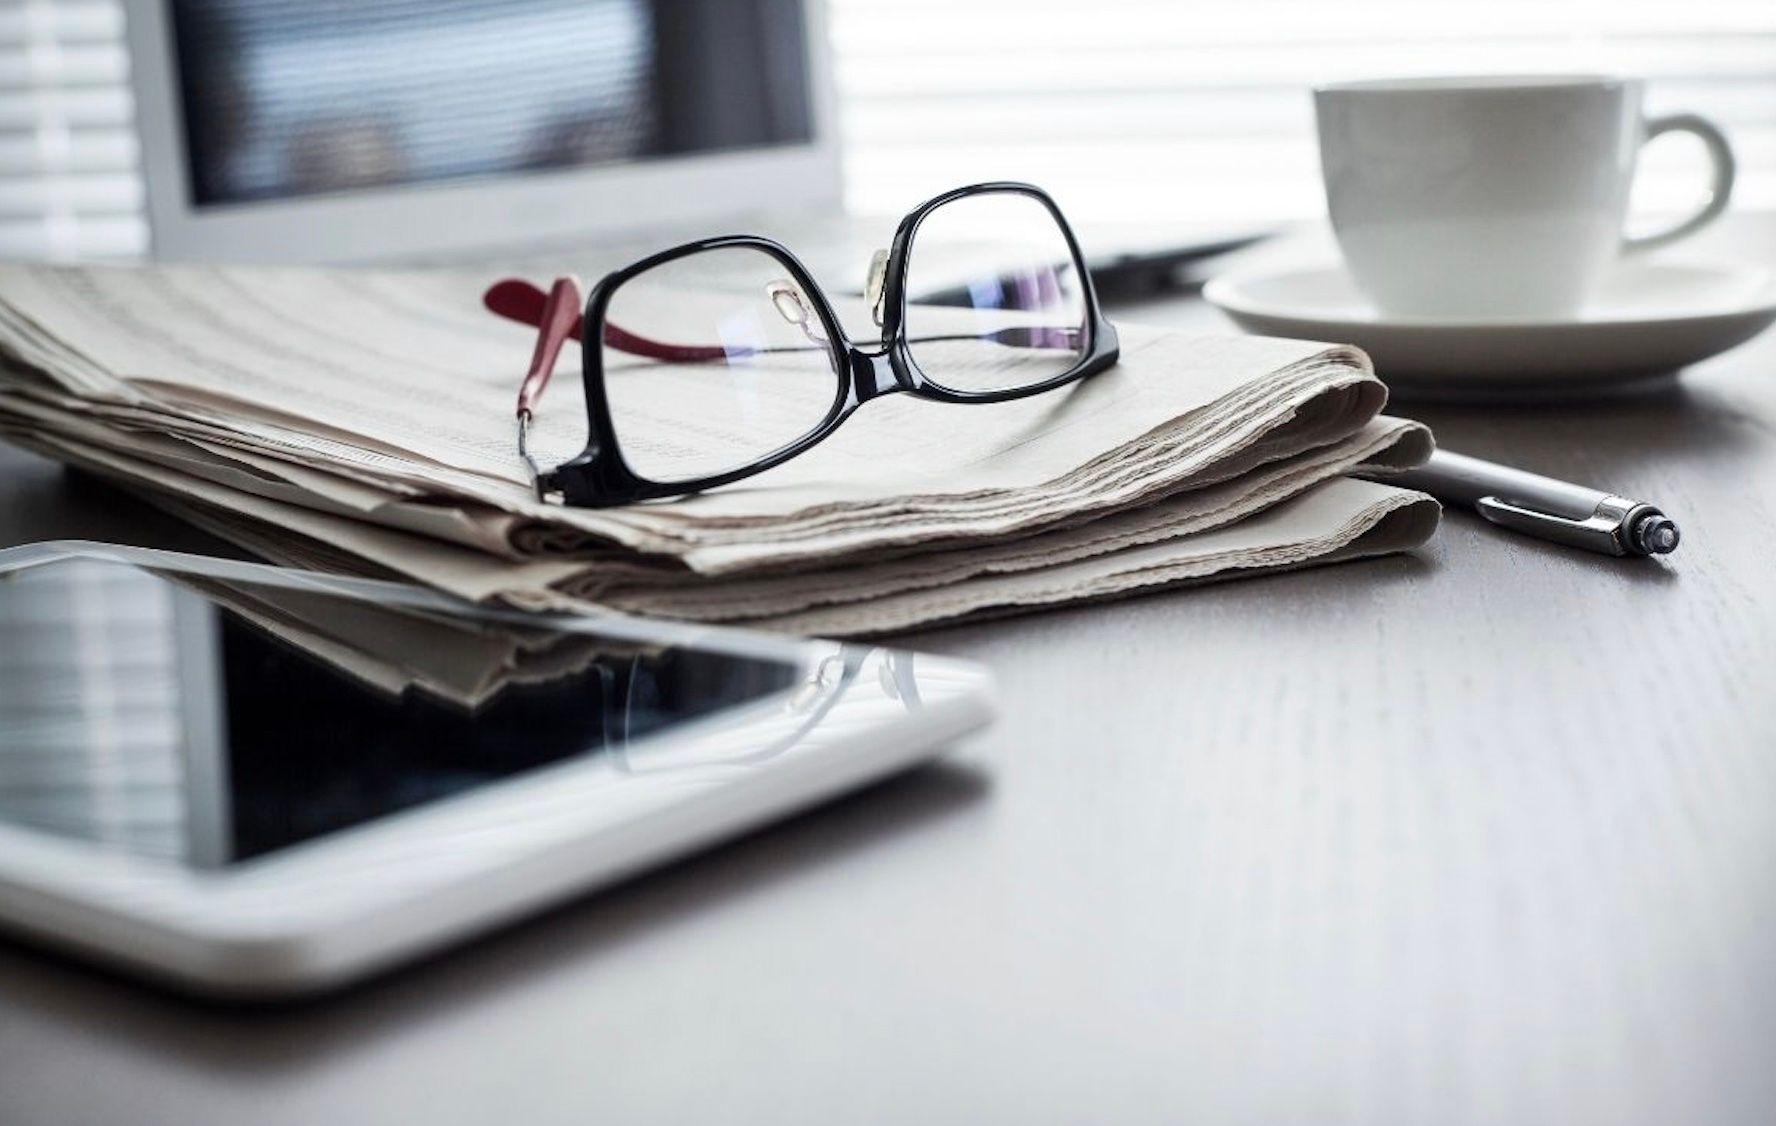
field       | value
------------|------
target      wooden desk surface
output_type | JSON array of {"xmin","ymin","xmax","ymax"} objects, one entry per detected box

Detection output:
[{"xmin": 0, "ymin": 222, "xmax": 1772, "ymax": 1126}]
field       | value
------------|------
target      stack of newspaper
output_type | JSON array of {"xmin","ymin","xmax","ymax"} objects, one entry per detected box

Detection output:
[{"xmin": 0, "ymin": 263, "xmax": 1437, "ymax": 635}]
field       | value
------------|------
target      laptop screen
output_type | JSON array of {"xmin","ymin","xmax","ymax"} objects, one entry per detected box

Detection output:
[{"xmin": 168, "ymin": 0, "xmax": 814, "ymax": 208}]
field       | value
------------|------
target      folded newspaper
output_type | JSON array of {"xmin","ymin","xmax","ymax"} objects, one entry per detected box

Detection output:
[{"xmin": 0, "ymin": 263, "xmax": 1438, "ymax": 635}]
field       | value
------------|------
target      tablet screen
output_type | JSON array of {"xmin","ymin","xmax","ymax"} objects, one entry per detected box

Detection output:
[{"xmin": 0, "ymin": 557, "xmax": 810, "ymax": 869}]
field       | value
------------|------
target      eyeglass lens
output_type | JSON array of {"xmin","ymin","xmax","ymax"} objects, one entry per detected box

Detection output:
[
  {"xmin": 902, "ymin": 191, "xmax": 1089, "ymax": 394},
  {"xmin": 600, "ymin": 246, "xmax": 844, "ymax": 484}
]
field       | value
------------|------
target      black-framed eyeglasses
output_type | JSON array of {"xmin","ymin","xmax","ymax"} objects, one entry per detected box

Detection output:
[{"xmin": 483, "ymin": 181, "xmax": 1120, "ymax": 508}]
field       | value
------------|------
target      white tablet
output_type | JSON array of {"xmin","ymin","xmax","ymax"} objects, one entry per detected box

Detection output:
[{"xmin": 0, "ymin": 542, "xmax": 993, "ymax": 998}]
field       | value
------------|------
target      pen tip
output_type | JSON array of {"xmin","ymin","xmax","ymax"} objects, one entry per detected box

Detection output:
[{"xmin": 1632, "ymin": 514, "xmax": 1680, "ymax": 555}]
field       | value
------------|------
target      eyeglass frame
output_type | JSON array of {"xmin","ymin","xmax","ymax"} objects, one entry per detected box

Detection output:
[{"xmin": 503, "ymin": 181, "xmax": 1121, "ymax": 507}]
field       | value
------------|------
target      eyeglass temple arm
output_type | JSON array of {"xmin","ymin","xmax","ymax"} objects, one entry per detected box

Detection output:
[
  {"xmin": 484, "ymin": 278, "xmax": 1080, "ymax": 373},
  {"xmin": 509, "ymin": 277, "xmax": 584, "ymax": 418},
  {"xmin": 486, "ymin": 278, "xmax": 731, "ymax": 393}
]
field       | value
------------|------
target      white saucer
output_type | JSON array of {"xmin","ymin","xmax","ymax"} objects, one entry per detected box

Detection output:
[{"xmin": 1203, "ymin": 261, "xmax": 1776, "ymax": 400}]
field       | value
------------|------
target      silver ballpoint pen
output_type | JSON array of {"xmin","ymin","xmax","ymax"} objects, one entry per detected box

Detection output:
[{"xmin": 1387, "ymin": 449, "xmax": 1681, "ymax": 557}]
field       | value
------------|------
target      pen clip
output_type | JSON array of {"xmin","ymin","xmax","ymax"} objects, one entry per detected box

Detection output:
[{"xmin": 1474, "ymin": 495, "xmax": 1634, "ymax": 556}]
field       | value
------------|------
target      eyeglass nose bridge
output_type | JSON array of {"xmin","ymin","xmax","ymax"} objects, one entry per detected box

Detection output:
[{"xmin": 845, "ymin": 340, "xmax": 902, "ymax": 404}]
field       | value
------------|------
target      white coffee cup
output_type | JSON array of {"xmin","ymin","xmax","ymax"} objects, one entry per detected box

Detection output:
[{"xmin": 1313, "ymin": 75, "xmax": 1736, "ymax": 318}]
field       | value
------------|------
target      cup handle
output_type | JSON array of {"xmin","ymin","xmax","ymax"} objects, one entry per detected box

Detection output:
[{"xmin": 1622, "ymin": 113, "xmax": 1736, "ymax": 254}]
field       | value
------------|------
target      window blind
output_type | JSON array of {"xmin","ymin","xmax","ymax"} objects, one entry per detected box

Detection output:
[
  {"xmin": 2, "ymin": 2, "xmax": 1770, "ymax": 260},
  {"xmin": 0, "ymin": 0, "xmax": 144, "ymax": 260},
  {"xmin": 829, "ymin": 0, "xmax": 1776, "ymax": 226}
]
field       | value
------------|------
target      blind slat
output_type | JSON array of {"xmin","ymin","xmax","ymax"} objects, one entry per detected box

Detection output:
[
  {"xmin": 0, "ymin": 1, "xmax": 122, "ymax": 45},
  {"xmin": 837, "ymin": 42, "xmax": 1776, "ymax": 97},
  {"xmin": 0, "ymin": 87, "xmax": 130, "ymax": 128},
  {"xmin": 0, "ymin": 172, "xmax": 141, "ymax": 215},
  {"xmin": 0, "ymin": 128, "xmax": 136, "ymax": 173},
  {"xmin": 0, "ymin": 44, "xmax": 128, "ymax": 88},
  {"xmin": 0, "ymin": 214, "xmax": 145, "ymax": 257}
]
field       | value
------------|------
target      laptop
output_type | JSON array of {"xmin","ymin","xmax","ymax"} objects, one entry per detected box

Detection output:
[{"xmin": 123, "ymin": 0, "xmax": 1262, "ymax": 288}]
